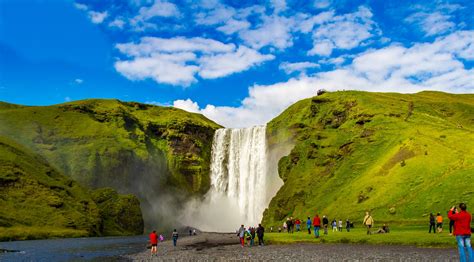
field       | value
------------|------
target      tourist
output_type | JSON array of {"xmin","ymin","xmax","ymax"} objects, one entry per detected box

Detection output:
[
  {"xmin": 193, "ymin": 229, "xmax": 197, "ymax": 235},
  {"xmin": 448, "ymin": 203, "xmax": 473, "ymax": 262},
  {"xmin": 295, "ymin": 218, "xmax": 301, "ymax": 232},
  {"xmin": 332, "ymin": 219, "xmax": 337, "ymax": 232},
  {"xmin": 306, "ymin": 216, "xmax": 312, "ymax": 234},
  {"xmin": 283, "ymin": 220, "xmax": 288, "ymax": 233},
  {"xmin": 449, "ymin": 207, "xmax": 457, "ymax": 235},
  {"xmin": 238, "ymin": 225, "xmax": 245, "ymax": 247},
  {"xmin": 257, "ymin": 224, "xmax": 265, "ymax": 246},
  {"xmin": 363, "ymin": 212, "xmax": 374, "ymax": 235},
  {"xmin": 346, "ymin": 219, "xmax": 351, "ymax": 232},
  {"xmin": 172, "ymin": 229, "xmax": 179, "ymax": 247},
  {"xmin": 278, "ymin": 227, "xmax": 282, "ymax": 233},
  {"xmin": 436, "ymin": 213, "xmax": 443, "ymax": 233},
  {"xmin": 322, "ymin": 216, "xmax": 329, "ymax": 235},
  {"xmin": 149, "ymin": 230, "xmax": 159, "ymax": 257},
  {"xmin": 270, "ymin": 226, "xmax": 273, "ymax": 233},
  {"xmin": 313, "ymin": 214, "xmax": 321, "ymax": 238},
  {"xmin": 245, "ymin": 228, "xmax": 252, "ymax": 246},
  {"xmin": 250, "ymin": 227, "xmax": 256, "ymax": 246},
  {"xmin": 429, "ymin": 213, "xmax": 436, "ymax": 233},
  {"xmin": 189, "ymin": 229, "xmax": 192, "ymax": 236},
  {"xmin": 376, "ymin": 224, "xmax": 390, "ymax": 234},
  {"xmin": 338, "ymin": 219, "xmax": 343, "ymax": 232}
]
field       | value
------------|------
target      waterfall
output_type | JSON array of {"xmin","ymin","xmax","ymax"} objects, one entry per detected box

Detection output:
[
  {"xmin": 181, "ymin": 125, "xmax": 284, "ymax": 232},
  {"xmin": 209, "ymin": 126, "xmax": 268, "ymax": 226}
]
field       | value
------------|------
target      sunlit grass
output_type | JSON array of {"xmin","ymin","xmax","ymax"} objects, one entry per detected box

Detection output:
[{"xmin": 266, "ymin": 225, "xmax": 456, "ymax": 247}]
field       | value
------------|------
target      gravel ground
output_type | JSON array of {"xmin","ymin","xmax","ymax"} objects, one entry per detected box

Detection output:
[{"xmin": 124, "ymin": 233, "xmax": 458, "ymax": 262}]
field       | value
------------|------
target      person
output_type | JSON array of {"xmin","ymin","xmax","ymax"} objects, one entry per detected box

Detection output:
[
  {"xmin": 193, "ymin": 229, "xmax": 197, "ymax": 235},
  {"xmin": 245, "ymin": 228, "xmax": 252, "ymax": 246},
  {"xmin": 238, "ymin": 225, "xmax": 245, "ymax": 247},
  {"xmin": 338, "ymin": 219, "xmax": 343, "ymax": 232},
  {"xmin": 429, "ymin": 213, "xmax": 436, "ymax": 233},
  {"xmin": 436, "ymin": 213, "xmax": 443, "ymax": 233},
  {"xmin": 149, "ymin": 230, "xmax": 159, "ymax": 257},
  {"xmin": 189, "ymin": 229, "xmax": 192, "ymax": 236},
  {"xmin": 449, "ymin": 208, "xmax": 457, "ymax": 235},
  {"xmin": 313, "ymin": 214, "xmax": 321, "ymax": 238},
  {"xmin": 295, "ymin": 218, "xmax": 301, "ymax": 232},
  {"xmin": 289, "ymin": 217, "xmax": 294, "ymax": 233},
  {"xmin": 270, "ymin": 226, "xmax": 273, "ymax": 233},
  {"xmin": 278, "ymin": 227, "xmax": 281, "ymax": 233},
  {"xmin": 363, "ymin": 212, "xmax": 374, "ymax": 235},
  {"xmin": 332, "ymin": 219, "xmax": 337, "ymax": 232},
  {"xmin": 256, "ymin": 224, "xmax": 265, "ymax": 246},
  {"xmin": 306, "ymin": 216, "xmax": 312, "ymax": 234},
  {"xmin": 172, "ymin": 229, "xmax": 179, "ymax": 247},
  {"xmin": 448, "ymin": 203, "xmax": 473, "ymax": 262},
  {"xmin": 283, "ymin": 220, "xmax": 288, "ymax": 233},
  {"xmin": 376, "ymin": 224, "xmax": 390, "ymax": 234},
  {"xmin": 322, "ymin": 216, "xmax": 329, "ymax": 235},
  {"xmin": 346, "ymin": 219, "xmax": 351, "ymax": 232},
  {"xmin": 250, "ymin": 227, "xmax": 256, "ymax": 246}
]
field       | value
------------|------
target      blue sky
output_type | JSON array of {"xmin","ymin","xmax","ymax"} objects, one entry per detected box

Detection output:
[{"xmin": 0, "ymin": 0, "xmax": 473, "ymax": 127}]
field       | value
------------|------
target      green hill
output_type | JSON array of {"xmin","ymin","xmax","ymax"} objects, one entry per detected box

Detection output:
[
  {"xmin": 262, "ymin": 91, "xmax": 474, "ymax": 227},
  {"xmin": 0, "ymin": 136, "xmax": 143, "ymax": 241},
  {"xmin": 0, "ymin": 99, "xmax": 221, "ymax": 230}
]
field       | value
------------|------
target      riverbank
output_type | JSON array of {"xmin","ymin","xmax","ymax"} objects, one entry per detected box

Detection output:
[{"xmin": 126, "ymin": 232, "xmax": 458, "ymax": 261}]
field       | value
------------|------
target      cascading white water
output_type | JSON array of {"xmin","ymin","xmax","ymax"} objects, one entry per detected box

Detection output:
[
  {"xmin": 209, "ymin": 126, "xmax": 268, "ymax": 225},
  {"xmin": 181, "ymin": 125, "xmax": 284, "ymax": 232}
]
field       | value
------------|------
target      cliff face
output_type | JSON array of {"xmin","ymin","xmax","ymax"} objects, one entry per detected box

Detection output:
[
  {"xmin": 262, "ymin": 91, "xmax": 474, "ymax": 227},
  {"xmin": 0, "ymin": 136, "xmax": 143, "ymax": 241},
  {"xmin": 0, "ymin": 99, "xmax": 221, "ymax": 230}
]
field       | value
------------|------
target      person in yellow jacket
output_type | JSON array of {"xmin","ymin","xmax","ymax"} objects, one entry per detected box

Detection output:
[{"xmin": 363, "ymin": 211, "xmax": 374, "ymax": 235}]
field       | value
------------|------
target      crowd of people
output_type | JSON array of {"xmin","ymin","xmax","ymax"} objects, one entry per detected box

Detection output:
[{"xmin": 146, "ymin": 203, "xmax": 472, "ymax": 261}]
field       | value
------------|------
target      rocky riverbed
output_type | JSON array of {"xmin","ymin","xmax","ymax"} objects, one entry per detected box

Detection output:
[{"xmin": 125, "ymin": 233, "xmax": 458, "ymax": 261}]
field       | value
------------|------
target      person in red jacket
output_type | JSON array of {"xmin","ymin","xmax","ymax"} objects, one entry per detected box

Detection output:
[
  {"xmin": 448, "ymin": 203, "xmax": 473, "ymax": 262},
  {"xmin": 313, "ymin": 214, "xmax": 321, "ymax": 238},
  {"xmin": 149, "ymin": 230, "xmax": 159, "ymax": 257}
]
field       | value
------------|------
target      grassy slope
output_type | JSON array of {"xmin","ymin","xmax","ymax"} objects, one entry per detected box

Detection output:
[
  {"xmin": 263, "ymin": 91, "xmax": 474, "ymax": 228},
  {"xmin": 0, "ymin": 136, "xmax": 143, "ymax": 241},
  {"xmin": 0, "ymin": 99, "xmax": 220, "ymax": 229}
]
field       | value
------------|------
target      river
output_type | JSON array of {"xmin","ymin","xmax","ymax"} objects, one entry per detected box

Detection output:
[{"xmin": 0, "ymin": 235, "xmax": 146, "ymax": 261}]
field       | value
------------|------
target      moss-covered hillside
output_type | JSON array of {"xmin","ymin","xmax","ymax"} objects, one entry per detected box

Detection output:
[
  {"xmin": 262, "ymin": 91, "xmax": 474, "ymax": 227},
  {"xmin": 0, "ymin": 136, "xmax": 143, "ymax": 241},
  {"xmin": 0, "ymin": 99, "xmax": 221, "ymax": 229}
]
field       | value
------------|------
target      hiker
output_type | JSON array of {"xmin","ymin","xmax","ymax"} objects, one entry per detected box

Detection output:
[
  {"xmin": 172, "ymin": 229, "xmax": 179, "ymax": 247},
  {"xmin": 436, "ymin": 213, "xmax": 443, "ymax": 233},
  {"xmin": 429, "ymin": 213, "xmax": 436, "ymax": 233},
  {"xmin": 257, "ymin": 224, "xmax": 265, "ymax": 246},
  {"xmin": 306, "ymin": 216, "xmax": 312, "ymax": 234},
  {"xmin": 448, "ymin": 203, "xmax": 473, "ymax": 262},
  {"xmin": 238, "ymin": 225, "xmax": 245, "ymax": 247},
  {"xmin": 346, "ymin": 219, "xmax": 351, "ymax": 232},
  {"xmin": 149, "ymin": 230, "xmax": 159, "ymax": 257},
  {"xmin": 449, "ymin": 207, "xmax": 457, "ymax": 235},
  {"xmin": 289, "ymin": 217, "xmax": 294, "ymax": 233},
  {"xmin": 363, "ymin": 212, "xmax": 374, "ymax": 235},
  {"xmin": 250, "ymin": 227, "xmax": 256, "ymax": 246},
  {"xmin": 295, "ymin": 218, "xmax": 301, "ymax": 232},
  {"xmin": 376, "ymin": 224, "xmax": 390, "ymax": 234},
  {"xmin": 245, "ymin": 228, "xmax": 252, "ymax": 246},
  {"xmin": 313, "ymin": 214, "xmax": 321, "ymax": 238},
  {"xmin": 322, "ymin": 216, "xmax": 329, "ymax": 235},
  {"xmin": 332, "ymin": 219, "xmax": 337, "ymax": 232},
  {"xmin": 338, "ymin": 219, "xmax": 343, "ymax": 232},
  {"xmin": 283, "ymin": 220, "xmax": 288, "ymax": 232}
]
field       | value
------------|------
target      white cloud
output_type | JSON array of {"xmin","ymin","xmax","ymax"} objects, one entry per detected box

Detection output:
[
  {"xmin": 74, "ymin": 3, "xmax": 88, "ymax": 11},
  {"xmin": 216, "ymin": 19, "xmax": 251, "ymax": 35},
  {"xmin": 279, "ymin": 61, "xmax": 320, "ymax": 74},
  {"xmin": 271, "ymin": 0, "xmax": 287, "ymax": 13},
  {"xmin": 173, "ymin": 99, "xmax": 200, "ymax": 113},
  {"xmin": 406, "ymin": 11, "xmax": 455, "ymax": 36},
  {"xmin": 136, "ymin": 0, "xmax": 180, "ymax": 20},
  {"xmin": 199, "ymin": 46, "xmax": 274, "ymax": 79},
  {"xmin": 239, "ymin": 15, "xmax": 295, "ymax": 50},
  {"xmin": 74, "ymin": 78, "xmax": 84, "ymax": 84},
  {"xmin": 309, "ymin": 6, "xmax": 379, "ymax": 56},
  {"xmin": 114, "ymin": 37, "xmax": 273, "ymax": 86},
  {"xmin": 314, "ymin": 0, "xmax": 331, "ymax": 9},
  {"xmin": 89, "ymin": 11, "xmax": 108, "ymax": 24},
  {"xmin": 109, "ymin": 18, "xmax": 125, "ymax": 29},
  {"xmin": 174, "ymin": 31, "xmax": 474, "ymax": 128}
]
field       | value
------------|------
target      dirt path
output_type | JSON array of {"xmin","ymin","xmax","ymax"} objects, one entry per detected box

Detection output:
[{"xmin": 125, "ymin": 233, "xmax": 458, "ymax": 261}]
